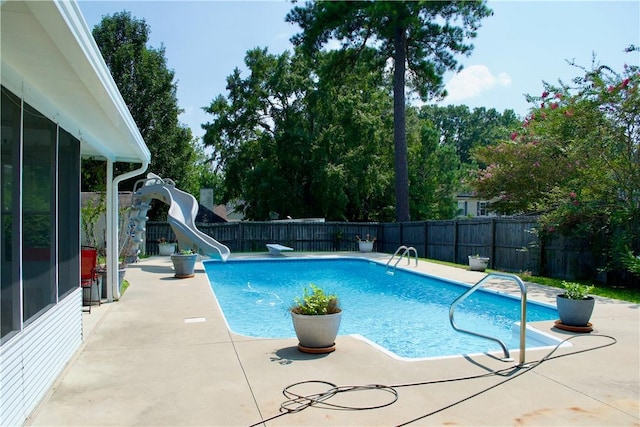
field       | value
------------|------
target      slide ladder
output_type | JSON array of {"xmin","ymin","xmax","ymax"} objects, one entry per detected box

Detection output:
[
  {"xmin": 118, "ymin": 194, "xmax": 152, "ymax": 265},
  {"xmin": 449, "ymin": 273, "xmax": 527, "ymax": 363},
  {"xmin": 386, "ymin": 245, "xmax": 418, "ymax": 274}
]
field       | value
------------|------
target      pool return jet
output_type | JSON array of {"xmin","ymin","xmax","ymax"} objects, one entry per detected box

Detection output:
[{"xmin": 133, "ymin": 173, "xmax": 230, "ymax": 261}]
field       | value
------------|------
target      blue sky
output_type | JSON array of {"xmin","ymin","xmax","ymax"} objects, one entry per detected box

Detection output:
[{"xmin": 78, "ymin": 1, "xmax": 639, "ymax": 140}]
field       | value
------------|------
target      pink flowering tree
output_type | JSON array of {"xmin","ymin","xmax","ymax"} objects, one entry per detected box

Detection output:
[{"xmin": 471, "ymin": 46, "xmax": 639, "ymax": 277}]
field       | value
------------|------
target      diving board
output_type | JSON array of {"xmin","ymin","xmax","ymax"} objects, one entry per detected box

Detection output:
[{"xmin": 266, "ymin": 244, "xmax": 293, "ymax": 256}]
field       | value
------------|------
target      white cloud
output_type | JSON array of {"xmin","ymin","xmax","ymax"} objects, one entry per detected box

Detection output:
[{"xmin": 444, "ymin": 65, "xmax": 512, "ymax": 102}]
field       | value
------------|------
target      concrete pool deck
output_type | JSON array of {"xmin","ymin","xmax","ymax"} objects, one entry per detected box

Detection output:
[{"xmin": 27, "ymin": 253, "xmax": 639, "ymax": 426}]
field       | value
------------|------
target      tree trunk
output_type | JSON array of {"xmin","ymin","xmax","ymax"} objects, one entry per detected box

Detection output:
[{"xmin": 393, "ymin": 24, "xmax": 410, "ymax": 222}]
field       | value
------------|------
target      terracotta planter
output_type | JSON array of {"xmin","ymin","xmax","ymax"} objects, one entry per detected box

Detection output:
[
  {"xmin": 171, "ymin": 253, "xmax": 197, "ymax": 278},
  {"xmin": 291, "ymin": 311, "xmax": 342, "ymax": 353}
]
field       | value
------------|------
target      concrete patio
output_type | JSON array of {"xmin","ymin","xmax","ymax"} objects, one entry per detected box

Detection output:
[{"xmin": 26, "ymin": 253, "xmax": 639, "ymax": 426}]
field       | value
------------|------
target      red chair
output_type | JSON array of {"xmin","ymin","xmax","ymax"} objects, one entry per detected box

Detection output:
[{"xmin": 81, "ymin": 246, "xmax": 99, "ymax": 313}]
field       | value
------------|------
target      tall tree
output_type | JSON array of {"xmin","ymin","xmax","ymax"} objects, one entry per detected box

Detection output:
[
  {"xmin": 407, "ymin": 107, "xmax": 461, "ymax": 220},
  {"xmin": 472, "ymin": 51, "xmax": 639, "ymax": 278},
  {"xmin": 286, "ymin": 1, "xmax": 492, "ymax": 222},
  {"xmin": 418, "ymin": 105, "xmax": 520, "ymax": 165},
  {"xmin": 91, "ymin": 12, "xmax": 198, "ymax": 201},
  {"xmin": 202, "ymin": 47, "xmax": 394, "ymax": 221}
]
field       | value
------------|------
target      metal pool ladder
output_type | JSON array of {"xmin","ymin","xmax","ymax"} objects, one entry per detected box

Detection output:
[
  {"xmin": 449, "ymin": 273, "xmax": 527, "ymax": 364},
  {"xmin": 386, "ymin": 245, "xmax": 418, "ymax": 273}
]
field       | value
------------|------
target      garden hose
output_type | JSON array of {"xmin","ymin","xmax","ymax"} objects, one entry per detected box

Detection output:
[{"xmin": 248, "ymin": 334, "xmax": 617, "ymax": 427}]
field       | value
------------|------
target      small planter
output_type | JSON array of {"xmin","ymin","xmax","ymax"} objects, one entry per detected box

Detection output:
[
  {"xmin": 158, "ymin": 243, "xmax": 176, "ymax": 256},
  {"xmin": 468, "ymin": 255, "xmax": 490, "ymax": 272},
  {"xmin": 171, "ymin": 253, "xmax": 197, "ymax": 278},
  {"xmin": 358, "ymin": 240, "xmax": 374, "ymax": 252}
]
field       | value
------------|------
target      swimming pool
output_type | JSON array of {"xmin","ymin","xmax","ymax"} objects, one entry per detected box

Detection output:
[{"xmin": 204, "ymin": 257, "xmax": 560, "ymax": 359}]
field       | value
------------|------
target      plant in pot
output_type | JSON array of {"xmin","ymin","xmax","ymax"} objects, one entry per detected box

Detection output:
[
  {"xmin": 170, "ymin": 249, "xmax": 198, "ymax": 278},
  {"xmin": 114, "ymin": 205, "xmax": 138, "ymax": 290},
  {"xmin": 356, "ymin": 234, "xmax": 376, "ymax": 252},
  {"xmin": 468, "ymin": 254, "xmax": 490, "ymax": 272},
  {"xmin": 290, "ymin": 284, "xmax": 342, "ymax": 354},
  {"xmin": 555, "ymin": 281, "xmax": 595, "ymax": 332},
  {"xmin": 157, "ymin": 237, "xmax": 176, "ymax": 256}
]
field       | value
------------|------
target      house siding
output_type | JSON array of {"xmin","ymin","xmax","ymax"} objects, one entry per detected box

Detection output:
[
  {"xmin": 2, "ymin": 1, "xmax": 151, "ymax": 424},
  {"xmin": 0, "ymin": 290, "xmax": 82, "ymax": 426}
]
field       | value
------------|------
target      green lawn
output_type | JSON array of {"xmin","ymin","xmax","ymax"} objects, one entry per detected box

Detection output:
[{"xmin": 425, "ymin": 258, "xmax": 640, "ymax": 304}]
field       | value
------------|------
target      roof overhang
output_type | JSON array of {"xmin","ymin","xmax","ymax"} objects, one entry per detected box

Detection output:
[{"xmin": 1, "ymin": 0, "xmax": 151, "ymax": 164}]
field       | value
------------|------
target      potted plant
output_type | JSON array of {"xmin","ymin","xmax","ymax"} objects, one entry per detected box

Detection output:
[
  {"xmin": 555, "ymin": 281, "xmax": 595, "ymax": 331},
  {"xmin": 157, "ymin": 237, "xmax": 176, "ymax": 256},
  {"xmin": 468, "ymin": 254, "xmax": 490, "ymax": 272},
  {"xmin": 170, "ymin": 249, "xmax": 198, "ymax": 278},
  {"xmin": 356, "ymin": 234, "xmax": 376, "ymax": 252},
  {"xmin": 290, "ymin": 284, "xmax": 342, "ymax": 353}
]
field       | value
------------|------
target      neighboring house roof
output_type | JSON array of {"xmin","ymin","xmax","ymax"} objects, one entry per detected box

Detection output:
[
  {"xmin": 455, "ymin": 192, "xmax": 479, "ymax": 199},
  {"xmin": 212, "ymin": 205, "xmax": 229, "ymax": 221},
  {"xmin": 195, "ymin": 204, "xmax": 227, "ymax": 224},
  {"xmin": 1, "ymin": 0, "xmax": 150, "ymax": 164}
]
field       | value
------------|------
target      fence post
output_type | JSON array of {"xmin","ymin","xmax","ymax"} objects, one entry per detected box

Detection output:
[
  {"xmin": 453, "ymin": 220, "xmax": 458, "ymax": 264},
  {"xmin": 490, "ymin": 218, "xmax": 496, "ymax": 268}
]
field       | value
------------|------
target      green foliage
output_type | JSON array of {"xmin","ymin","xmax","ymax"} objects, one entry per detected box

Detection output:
[
  {"xmin": 89, "ymin": 11, "xmax": 199, "ymax": 219},
  {"xmin": 561, "ymin": 281, "xmax": 593, "ymax": 300},
  {"xmin": 81, "ymin": 193, "xmax": 106, "ymax": 247},
  {"xmin": 419, "ymin": 105, "xmax": 521, "ymax": 166},
  {"xmin": 622, "ymin": 250, "xmax": 640, "ymax": 276},
  {"xmin": 203, "ymin": 42, "xmax": 519, "ymax": 222},
  {"xmin": 517, "ymin": 272, "xmax": 639, "ymax": 302},
  {"xmin": 287, "ymin": 1, "xmax": 492, "ymax": 222},
  {"xmin": 203, "ymin": 47, "xmax": 395, "ymax": 221},
  {"xmin": 291, "ymin": 284, "xmax": 340, "ymax": 315},
  {"xmin": 471, "ymin": 48, "xmax": 640, "ymax": 277},
  {"xmin": 472, "ymin": 50, "xmax": 639, "ymax": 217}
]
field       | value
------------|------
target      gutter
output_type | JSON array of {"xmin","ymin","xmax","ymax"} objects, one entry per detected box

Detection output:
[{"xmin": 105, "ymin": 159, "xmax": 149, "ymax": 302}]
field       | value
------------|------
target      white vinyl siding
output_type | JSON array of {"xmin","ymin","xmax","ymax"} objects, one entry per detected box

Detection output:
[{"xmin": 0, "ymin": 290, "xmax": 82, "ymax": 426}]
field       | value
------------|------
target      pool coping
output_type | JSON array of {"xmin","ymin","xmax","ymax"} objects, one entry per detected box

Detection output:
[{"xmin": 26, "ymin": 252, "xmax": 640, "ymax": 426}]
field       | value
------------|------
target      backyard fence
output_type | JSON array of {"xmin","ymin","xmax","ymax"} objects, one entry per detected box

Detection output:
[{"xmin": 144, "ymin": 217, "xmax": 611, "ymax": 281}]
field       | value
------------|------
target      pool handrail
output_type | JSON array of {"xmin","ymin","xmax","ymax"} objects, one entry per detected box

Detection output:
[
  {"xmin": 449, "ymin": 272, "xmax": 527, "ymax": 364},
  {"xmin": 386, "ymin": 245, "xmax": 418, "ymax": 273}
]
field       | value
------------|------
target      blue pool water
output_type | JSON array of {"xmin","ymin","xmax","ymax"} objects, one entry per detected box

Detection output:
[{"xmin": 204, "ymin": 258, "xmax": 559, "ymax": 359}]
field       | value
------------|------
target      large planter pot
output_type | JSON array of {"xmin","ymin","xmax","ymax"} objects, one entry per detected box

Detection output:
[
  {"xmin": 556, "ymin": 294, "xmax": 595, "ymax": 327},
  {"xmin": 358, "ymin": 241, "xmax": 374, "ymax": 252},
  {"xmin": 158, "ymin": 243, "xmax": 176, "ymax": 256},
  {"xmin": 291, "ymin": 311, "xmax": 342, "ymax": 353},
  {"xmin": 468, "ymin": 256, "xmax": 490, "ymax": 272},
  {"xmin": 171, "ymin": 253, "xmax": 197, "ymax": 278}
]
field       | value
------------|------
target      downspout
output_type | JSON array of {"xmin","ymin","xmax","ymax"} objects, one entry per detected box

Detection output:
[{"xmin": 106, "ymin": 159, "xmax": 149, "ymax": 302}]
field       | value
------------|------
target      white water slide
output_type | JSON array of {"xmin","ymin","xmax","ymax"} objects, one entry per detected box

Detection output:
[{"xmin": 134, "ymin": 173, "xmax": 230, "ymax": 261}]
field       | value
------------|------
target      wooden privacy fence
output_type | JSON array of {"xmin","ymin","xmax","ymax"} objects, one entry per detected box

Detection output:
[{"xmin": 144, "ymin": 217, "xmax": 597, "ymax": 279}]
